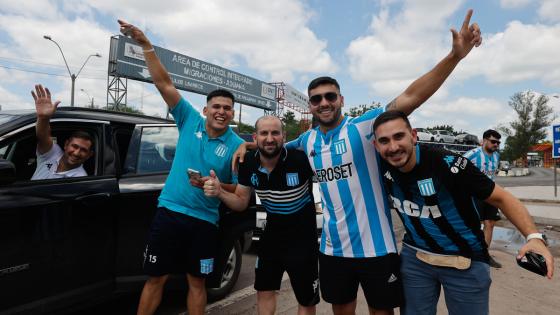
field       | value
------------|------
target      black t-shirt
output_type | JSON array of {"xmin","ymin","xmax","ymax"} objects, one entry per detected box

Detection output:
[
  {"xmin": 380, "ymin": 144, "xmax": 495, "ymax": 262},
  {"xmin": 238, "ymin": 148, "xmax": 318, "ymax": 256}
]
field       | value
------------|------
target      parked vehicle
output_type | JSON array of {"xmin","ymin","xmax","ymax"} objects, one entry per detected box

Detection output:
[
  {"xmin": 0, "ymin": 108, "xmax": 255, "ymax": 313},
  {"xmin": 432, "ymin": 130, "xmax": 457, "ymax": 143},
  {"xmin": 456, "ymin": 133, "xmax": 479, "ymax": 145},
  {"xmin": 415, "ymin": 128, "xmax": 435, "ymax": 142},
  {"xmin": 499, "ymin": 161, "xmax": 511, "ymax": 172},
  {"xmin": 253, "ymin": 181, "xmax": 323, "ymax": 242}
]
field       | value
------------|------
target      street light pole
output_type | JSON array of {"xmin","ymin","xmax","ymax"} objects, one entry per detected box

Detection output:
[
  {"xmin": 43, "ymin": 35, "xmax": 101, "ymax": 107},
  {"xmin": 80, "ymin": 89, "xmax": 94, "ymax": 108}
]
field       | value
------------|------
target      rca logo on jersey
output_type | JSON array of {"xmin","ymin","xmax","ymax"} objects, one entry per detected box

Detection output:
[
  {"xmin": 389, "ymin": 195, "xmax": 442, "ymax": 218},
  {"xmin": 286, "ymin": 173, "xmax": 299, "ymax": 186},
  {"xmin": 215, "ymin": 144, "xmax": 228, "ymax": 157},
  {"xmin": 417, "ymin": 178, "xmax": 435, "ymax": 196},
  {"xmin": 314, "ymin": 162, "xmax": 353, "ymax": 183},
  {"xmin": 332, "ymin": 139, "xmax": 347, "ymax": 155}
]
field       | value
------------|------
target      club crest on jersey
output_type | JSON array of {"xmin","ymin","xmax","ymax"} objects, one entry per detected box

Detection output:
[
  {"xmin": 215, "ymin": 144, "xmax": 228, "ymax": 157},
  {"xmin": 332, "ymin": 139, "xmax": 347, "ymax": 155},
  {"xmin": 286, "ymin": 173, "xmax": 299, "ymax": 186},
  {"xmin": 251, "ymin": 173, "xmax": 259, "ymax": 186},
  {"xmin": 417, "ymin": 178, "xmax": 436, "ymax": 196}
]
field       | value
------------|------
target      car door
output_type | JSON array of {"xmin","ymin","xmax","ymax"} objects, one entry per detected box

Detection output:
[{"xmin": 0, "ymin": 119, "xmax": 119, "ymax": 313}]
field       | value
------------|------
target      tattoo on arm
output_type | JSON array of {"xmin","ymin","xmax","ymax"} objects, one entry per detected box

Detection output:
[{"xmin": 386, "ymin": 98, "xmax": 398, "ymax": 110}]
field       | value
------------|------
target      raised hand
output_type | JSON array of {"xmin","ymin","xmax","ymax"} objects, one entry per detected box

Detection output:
[
  {"xmin": 31, "ymin": 84, "xmax": 60, "ymax": 119},
  {"xmin": 118, "ymin": 19, "xmax": 151, "ymax": 47},
  {"xmin": 450, "ymin": 9, "xmax": 482, "ymax": 60}
]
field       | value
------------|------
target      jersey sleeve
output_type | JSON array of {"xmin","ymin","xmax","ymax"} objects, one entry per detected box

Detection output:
[
  {"xmin": 285, "ymin": 134, "xmax": 304, "ymax": 150},
  {"xmin": 169, "ymin": 97, "xmax": 200, "ymax": 131},
  {"xmin": 444, "ymin": 154, "xmax": 495, "ymax": 200}
]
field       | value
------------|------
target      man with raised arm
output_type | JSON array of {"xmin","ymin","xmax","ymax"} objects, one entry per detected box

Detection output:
[
  {"xmin": 31, "ymin": 84, "xmax": 93, "ymax": 180},
  {"xmin": 234, "ymin": 9, "xmax": 482, "ymax": 315},
  {"xmin": 372, "ymin": 110, "xmax": 553, "ymax": 314},
  {"xmin": 118, "ymin": 20, "xmax": 243, "ymax": 315},
  {"xmin": 204, "ymin": 115, "xmax": 320, "ymax": 315}
]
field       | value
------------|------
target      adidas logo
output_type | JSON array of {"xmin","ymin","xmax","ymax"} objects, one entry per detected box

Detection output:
[{"xmin": 387, "ymin": 273, "xmax": 398, "ymax": 283}]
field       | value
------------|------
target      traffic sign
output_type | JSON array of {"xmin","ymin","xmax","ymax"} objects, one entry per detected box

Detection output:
[
  {"xmin": 553, "ymin": 124, "xmax": 560, "ymax": 158},
  {"xmin": 108, "ymin": 36, "xmax": 277, "ymax": 110}
]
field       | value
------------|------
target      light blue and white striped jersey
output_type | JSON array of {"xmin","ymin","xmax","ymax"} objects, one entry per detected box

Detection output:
[
  {"xmin": 286, "ymin": 109, "xmax": 398, "ymax": 258},
  {"xmin": 463, "ymin": 147, "xmax": 500, "ymax": 180}
]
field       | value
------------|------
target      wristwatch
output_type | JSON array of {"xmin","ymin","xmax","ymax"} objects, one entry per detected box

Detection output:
[{"xmin": 526, "ymin": 233, "xmax": 548, "ymax": 246}]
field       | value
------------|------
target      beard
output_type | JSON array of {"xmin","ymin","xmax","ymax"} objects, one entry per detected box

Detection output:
[
  {"xmin": 258, "ymin": 143, "xmax": 283, "ymax": 159},
  {"xmin": 314, "ymin": 106, "xmax": 342, "ymax": 128}
]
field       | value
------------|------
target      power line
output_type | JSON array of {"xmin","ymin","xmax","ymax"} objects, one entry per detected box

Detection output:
[
  {"xmin": 0, "ymin": 64, "xmax": 105, "ymax": 80},
  {"xmin": 0, "ymin": 55, "xmax": 106, "ymax": 73}
]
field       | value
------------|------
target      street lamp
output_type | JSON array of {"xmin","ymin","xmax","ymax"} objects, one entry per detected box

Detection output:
[
  {"xmin": 80, "ymin": 89, "xmax": 94, "ymax": 108},
  {"xmin": 43, "ymin": 35, "xmax": 101, "ymax": 107}
]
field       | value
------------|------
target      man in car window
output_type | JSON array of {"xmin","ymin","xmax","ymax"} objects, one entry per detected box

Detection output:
[
  {"xmin": 118, "ymin": 20, "xmax": 244, "ymax": 315},
  {"xmin": 30, "ymin": 84, "xmax": 94, "ymax": 180},
  {"xmin": 463, "ymin": 129, "xmax": 503, "ymax": 268},
  {"xmin": 204, "ymin": 115, "xmax": 320, "ymax": 315}
]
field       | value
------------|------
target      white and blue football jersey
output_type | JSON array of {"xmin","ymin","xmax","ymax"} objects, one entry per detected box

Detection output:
[
  {"xmin": 463, "ymin": 147, "xmax": 500, "ymax": 180},
  {"xmin": 286, "ymin": 109, "xmax": 398, "ymax": 258}
]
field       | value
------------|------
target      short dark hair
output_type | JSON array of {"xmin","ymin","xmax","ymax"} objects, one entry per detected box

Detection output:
[
  {"xmin": 483, "ymin": 129, "xmax": 501, "ymax": 140},
  {"xmin": 372, "ymin": 110, "xmax": 411, "ymax": 136},
  {"xmin": 207, "ymin": 89, "xmax": 235, "ymax": 103},
  {"xmin": 307, "ymin": 76, "xmax": 340, "ymax": 94},
  {"xmin": 68, "ymin": 131, "xmax": 94, "ymax": 151}
]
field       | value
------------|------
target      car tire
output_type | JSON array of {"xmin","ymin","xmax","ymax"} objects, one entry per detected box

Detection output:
[
  {"xmin": 430, "ymin": 137, "xmax": 434, "ymax": 142},
  {"xmin": 439, "ymin": 139, "xmax": 444, "ymax": 143},
  {"xmin": 207, "ymin": 239, "xmax": 242, "ymax": 301}
]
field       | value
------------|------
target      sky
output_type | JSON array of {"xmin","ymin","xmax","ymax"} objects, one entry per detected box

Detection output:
[{"xmin": 1, "ymin": 0, "xmax": 559, "ymax": 140}]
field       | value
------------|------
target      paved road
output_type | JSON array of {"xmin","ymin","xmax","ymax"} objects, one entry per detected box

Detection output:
[{"xmin": 495, "ymin": 167, "xmax": 558, "ymax": 187}]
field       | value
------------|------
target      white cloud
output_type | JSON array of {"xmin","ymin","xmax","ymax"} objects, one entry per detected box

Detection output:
[
  {"xmin": 88, "ymin": 0, "xmax": 336, "ymax": 82},
  {"xmin": 538, "ymin": 0, "xmax": 560, "ymax": 22}
]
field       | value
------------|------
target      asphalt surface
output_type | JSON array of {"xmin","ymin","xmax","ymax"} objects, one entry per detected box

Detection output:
[{"xmin": 495, "ymin": 167, "xmax": 558, "ymax": 187}]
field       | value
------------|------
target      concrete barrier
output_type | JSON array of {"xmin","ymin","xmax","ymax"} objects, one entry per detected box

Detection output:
[
  {"xmin": 515, "ymin": 170, "xmax": 522, "ymax": 176},
  {"xmin": 522, "ymin": 168, "xmax": 529, "ymax": 175},
  {"xmin": 507, "ymin": 171, "xmax": 516, "ymax": 177},
  {"xmin": 497, "ymin": 171, "xmax": 507, "ymax": 177}
]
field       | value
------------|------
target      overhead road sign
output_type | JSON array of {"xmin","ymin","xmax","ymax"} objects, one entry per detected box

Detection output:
[{"xmin": 108, "ymin": 35, "xmax": 277, "ymax": 110}]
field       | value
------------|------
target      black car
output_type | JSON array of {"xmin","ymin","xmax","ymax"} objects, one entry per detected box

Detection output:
[
  {"xmin": 455, "ymin": 133, "xmax": 479, "ymax": 145},
  {"xmin": 0, "ymin": 107, "xmax": 255, "ymax": 314}
]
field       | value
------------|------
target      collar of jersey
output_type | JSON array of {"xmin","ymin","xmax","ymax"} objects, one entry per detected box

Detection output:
[
  {"xmin": 254, "ymin": 146, "xmax": 288, "ymax": 172},
  {"xmin": 318, "ymin": 115, "xmax": 348, "ymax": 144},
  {"xmin": 200, "ymin": 118, "xmax": 231, "ymax": 142}
]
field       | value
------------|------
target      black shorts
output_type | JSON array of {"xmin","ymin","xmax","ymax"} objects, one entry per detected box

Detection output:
[
  {"xmin": 319, "ymin": 253, "xmax": 404, "ymax": 309},
  {"xmin": 254, "ymin": 248, "xmax": 320, "ymax": 306},
  {"xmin": 143, "ymin": 207, "xmax": 218, "ymax": 278},
  {"xmin": 476, "ymin": 200, "xmax": 501, "ymax": 221}
]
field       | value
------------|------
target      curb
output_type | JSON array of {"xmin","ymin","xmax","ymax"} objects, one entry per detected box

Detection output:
[
  {"xmin": 519, "ymin": 198, "xmax": 560, "ymax": 205},
  {"xmin": 530, "ymin": 216, "xmax": 560, "ymax": 228}
]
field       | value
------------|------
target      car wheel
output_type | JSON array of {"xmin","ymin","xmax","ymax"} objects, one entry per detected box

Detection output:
[
  {"xmin": 417, "ymin": 136, "xmax": 420, "ymax": 141},
  {"xmin": 207, "ymin": 240, "xmax": 242, "ymax": 301},
  {"xmin": 439, "ymin": 139, "xmax": 444, "ymax": 143},
  {"xmin": 430, "ymin": 137, "xmax": 434, "ymax": 142}
]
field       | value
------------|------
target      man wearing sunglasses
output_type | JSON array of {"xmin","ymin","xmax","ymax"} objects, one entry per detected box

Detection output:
[
  {"xmin": 463, "ymin": 129, "xmax": 503, "ymax": 268},
  {"xmin": 235, "ymin": 8, "xmax": 482, "ymax": 315}
]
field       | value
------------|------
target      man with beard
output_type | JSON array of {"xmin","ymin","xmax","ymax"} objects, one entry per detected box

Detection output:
[
  {"xmin": 234, "ymin": 10, "xmax": 483, "ymax": 314},
  {"xmin": 372, "ymin": 110, "xmax": 553, "ymax": 315},
  {"xmin": 31, "ymin": 84, "xmax": 94, "ymax": 180},
  {"xmin": 204, "ymin": 115, "xmax": 320, "ymax": 315},
  {"xmin": 118, "ymin": 20, "xmax": 244, "ymax": 315},
  {"xmin": 463, "ymin": 129, "xmax": 503, "ymax": 268}
]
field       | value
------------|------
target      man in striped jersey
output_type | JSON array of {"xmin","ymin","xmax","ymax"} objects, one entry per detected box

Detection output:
[
  {"xmin": 235, "ymin": 9, "xmax": 482, "ymax": 315},
  {"xmin": 204, "ymin": 116, "xmax": 320, "ymax": 315},
  {"xmin": 372, "ymin": 111, "xmax": 553, "ymax": 315},
  {"xmin": 463, "ymin": 129, "xmax": 503, "ymax": 268}
]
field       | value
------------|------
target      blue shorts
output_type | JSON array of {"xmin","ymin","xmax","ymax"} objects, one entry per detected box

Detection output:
[
  {"xmin": 143, "ymin": 207, "xmax": 218, "ymax": 278},
  {"xmin": 400, "ymin": 245, "xmax": 491, "ymax": 315}
]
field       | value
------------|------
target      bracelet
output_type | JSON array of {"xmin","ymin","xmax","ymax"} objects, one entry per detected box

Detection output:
[
  {"xmin": 143, "ymin": 48, "xmax": 155, "ymax": 53},
  {"xmin": 527, "ymin": 233, "xmax": 547, "ymax": 246}
]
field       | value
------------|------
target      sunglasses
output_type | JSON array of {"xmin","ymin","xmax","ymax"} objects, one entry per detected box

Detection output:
[
  {"xmin": 309, "ymin": 92, "xmax": 338, "ymax": 106},
  {"xmin": 489, "ymin": 139, "xmax": 501, "ymax": 145}
]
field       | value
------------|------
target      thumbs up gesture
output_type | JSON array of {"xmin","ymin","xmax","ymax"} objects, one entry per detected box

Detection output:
[{"xmin": 203, "ymin": 170, "xmax": 221, "ymax": 197}]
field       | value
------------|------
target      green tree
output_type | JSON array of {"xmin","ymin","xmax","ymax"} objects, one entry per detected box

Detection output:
[
  {"xmin": 110, "ymin": 103, "xmax": 144, "ymax": 115},
  {"xmin": 426, "ymin": 125, "xmax": 457, "ymax": 134},
  {"xmin": 282, "ymin": 111, "xmax": 301, "ymax": 141},
  {"xmin": 346, "ymin": 102, "xmax": 382, "ymax": 117},
  {"xmin": 499, "ymin": 91, "xmax": 555, "ymax": 161}
]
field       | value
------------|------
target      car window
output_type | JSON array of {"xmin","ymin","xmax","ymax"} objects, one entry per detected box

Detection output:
[
  {"xmin": 0, "ymin": 123, "xmax": 100, "ymax": 183},
  {"xmin": 136, "ymin": 126, "xmax": 178, "ymax": 174}
]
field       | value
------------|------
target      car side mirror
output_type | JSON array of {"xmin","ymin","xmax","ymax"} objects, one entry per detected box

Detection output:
[{"xmin": 0, "ymin": 159, "xmax": 17, "ymax": 185}]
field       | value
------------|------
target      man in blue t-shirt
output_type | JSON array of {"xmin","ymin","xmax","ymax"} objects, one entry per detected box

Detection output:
[
  {"xmin": 118, "ymin": 20, "xmax": 243, "ymax": 315},
  {"xmin": 464, "ymin": 129, "xmax": 503, "ymax": 268},
  {"xmin": 372, "ymin": 110, "xmax": 553, "ymax": 315}
]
